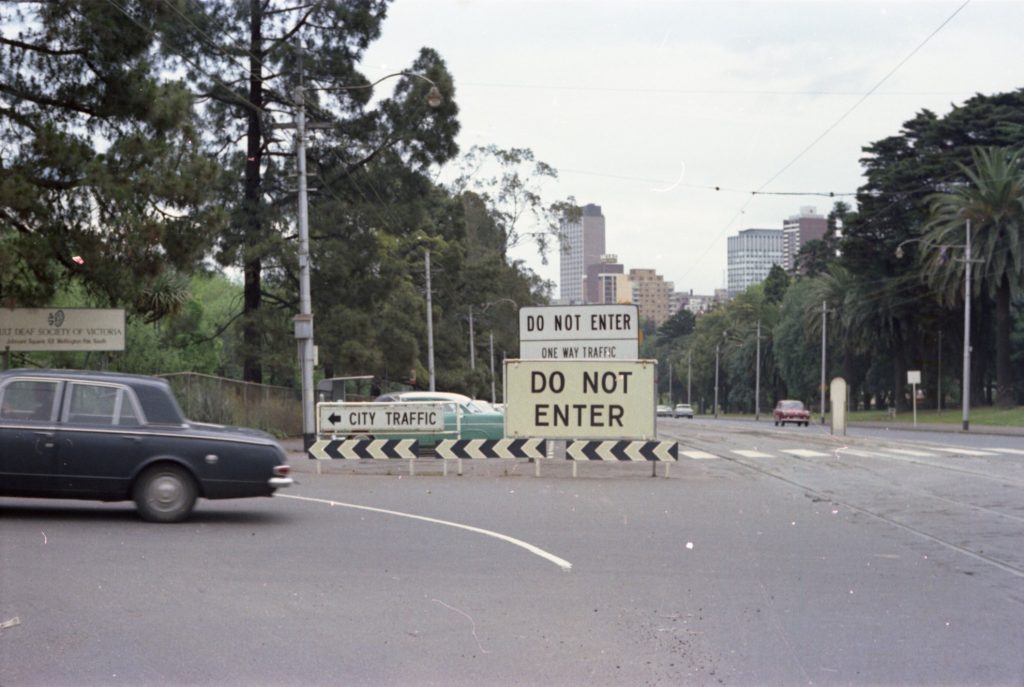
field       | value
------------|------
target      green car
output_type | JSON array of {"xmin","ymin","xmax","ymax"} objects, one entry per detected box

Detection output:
[{"xmin": 373, "ymin": 391, "xmax": 505, "ymax": 447}]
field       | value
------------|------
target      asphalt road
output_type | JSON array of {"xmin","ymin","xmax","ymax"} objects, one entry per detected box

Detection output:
[{"xmin": 2, "ymin": 419, "xmax": 1023, "ymax": 686}]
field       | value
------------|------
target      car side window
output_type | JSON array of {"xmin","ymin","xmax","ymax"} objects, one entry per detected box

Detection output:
[
  {"xmin": 0, "ymin": 380, "xmax": 61, "ymax": 422},
  {"xmin": 65, "ymin": 383, "xmax": 142, "ymax": 427}
]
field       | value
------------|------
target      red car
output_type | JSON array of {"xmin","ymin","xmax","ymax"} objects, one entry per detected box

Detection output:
[{"xmin": 773, "ymin": 399, "xmax": 810, "ymax": 426}]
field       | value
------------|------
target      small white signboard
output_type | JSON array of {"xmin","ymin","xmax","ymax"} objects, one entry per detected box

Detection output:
[
  {"xmin": 0, "ymin": 308, "xmax": 125, "ymax": 352},
  {"xmin": 317, "ymin": 402, "xmax": 445, "ymax": 434},
  {"xmin": 907, "ymin": 370, "xmax": 921, "ymax": 385},
  {"xmin": 519, "ymin": 304, "xmax": 639, "ymax": 360},
  {"xmin": 504, "ymin": 359, "xmax": 656, "ymax": 440}
]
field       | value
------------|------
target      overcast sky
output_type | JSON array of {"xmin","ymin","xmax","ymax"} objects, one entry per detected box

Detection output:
[{"xmin": 361, "ymin": 0, "xmax": 1023, "ymax": 295}]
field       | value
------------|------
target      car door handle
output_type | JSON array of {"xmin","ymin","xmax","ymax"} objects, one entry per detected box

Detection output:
[
  {"xmin": 34, "ymin": 431, "xmax": 55, "ymax": 448},
  {"xmin": 121, "ymin": 435, "xmax": 142, "ymax": 444}
]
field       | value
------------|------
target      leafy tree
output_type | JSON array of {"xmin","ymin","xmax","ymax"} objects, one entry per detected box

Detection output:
[
  {"xmin": 0, "ymin": 2, "xmax": 224, "ymax": 317},
  {"xmin": 923, "ymin": 146, "xmax": 1024, "ymax": 407},
  {"xmin": 762, "ymin": 264, "xmax": 791, "ymax": 304}
]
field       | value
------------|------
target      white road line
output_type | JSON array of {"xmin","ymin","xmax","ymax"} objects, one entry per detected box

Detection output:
[
  {"xmin": 886, "ymin": 449, "xmax": 939, "ymax": 457},
  {"xmin": 278, "ymin": 493, "xmax": 572, "ymax": 572},
  {"xmin": 987, "ymin": 448, "xmax": 1024, "ymax": 456},
  {"xmin": 933, "ymin": 447, "xmax": 999, "ymax": 456},
  {"xmin": 732, "ymin": 449, "xmax": 773, "ymax": 458},
  {"xmin": 681, "ymin": 450, "xmax": 718, "ymax": 460},
  {"xmin": 833, "ymin": 448, "xmax": 877, "ymax": 458},
  {"xmin": 780, "ymin": 449, "xmax": 830, "ymax": 458}
]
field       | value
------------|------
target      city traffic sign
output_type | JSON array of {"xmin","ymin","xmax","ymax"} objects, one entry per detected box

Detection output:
[
  {"xmin": 518, "ymin": 304, "xmax": 639, "ymax": 360},
  {"xmin": 316, "ymin": 402, "xmax": 444, "ymax": 434},
  {"xmin": 504, "ymin": 359, "xmax": 656, "ymax": 440}
]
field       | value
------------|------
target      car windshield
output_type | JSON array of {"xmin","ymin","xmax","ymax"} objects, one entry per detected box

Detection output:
[{"xmin": 780, "ymin": 401, "xmax": 804, "ymax": 409}]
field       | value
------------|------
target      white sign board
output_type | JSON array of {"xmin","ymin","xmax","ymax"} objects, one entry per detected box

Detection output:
[
  {"xmin": 0, "ymin": 308, "xmax": 125, "ymax": 352},
  {"xmin": 907, "ymin": 370, "xmax": 921, "ymax": 385},
  {"xmin": 317, "ymin": 402, "xmax": 445, "ymax": 434},
  {"xmin": 519, "ymin": 305, "xmax": 639, "ymax": 360},
  {"xmin": 504, "ymin": 359, "xmax": 656, "ymax": 440}
]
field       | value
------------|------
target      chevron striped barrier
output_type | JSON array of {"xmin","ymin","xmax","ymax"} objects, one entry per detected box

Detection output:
[
  {"xmin": 435, "ymin": 438, "xmax": 547, "ymax": 461},
  {"xmin": 308, "ymin": 439, "xmax": 418, "ymax": 461},
  {"xmin": 566, "ymin": 440, "xmax": 678, "ymax": 462}
]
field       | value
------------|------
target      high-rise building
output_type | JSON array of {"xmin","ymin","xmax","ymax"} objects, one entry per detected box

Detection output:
[
  {"xmin": 559, "ymin": 203, "xmax": 606, "ymax": 304},
  {"xmin": 629, "ymin": 268, "xmax": 674, "ymax": 327},
  {"xmin": 727, "ymin": 228, "xmax": 783, "ymax": 297},
  {"xmin": 587, "ymin": 254, "xmax": 624, "ymax": 304},
  {"xmin": 782, "ymin": 206, "xmax": 828, "ymax": 272}
]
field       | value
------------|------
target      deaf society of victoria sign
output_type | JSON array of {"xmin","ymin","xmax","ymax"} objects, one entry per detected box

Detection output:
[
  {"xmin": 317, "ymin": 402, "xmax": 444, "ymax": 435},
  {"xmin": 518, "ymin": 304, "xmax": 639, "ymax": 360},
  {"xmin": 0, "ymin": 308, "xmax": 125, "ymax": 352},
  {"xmin": 504, "ymin": 359, "xmax": 656, "ymax": 440}
]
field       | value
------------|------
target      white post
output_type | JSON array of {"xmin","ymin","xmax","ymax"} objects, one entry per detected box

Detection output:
[
  {"xmin": 425, "ymin": 249, "xmax": 435, "ymax": 391},
  {"xmin": 912, "ymin": 382, "xmax": 918, "ymax": 427},
  {"xmin": 687, "ymin": 350, "xmax": 692, "ymax": 404},
  {"xmin": 962, "ymin": 219, "xmax": 971, "ymax": 431}
]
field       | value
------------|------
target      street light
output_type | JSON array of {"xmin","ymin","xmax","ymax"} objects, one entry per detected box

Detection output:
[
  {"xmin": 292, "ymin": 72, "xmax": 443, "ymax": 448},
  {"xmin": 894, "ymin": 220, "xmax": 976, "ymax": 430},
  {"xmin": 468, "ymin": 299, "xmax": 518, "ymax": 400}
]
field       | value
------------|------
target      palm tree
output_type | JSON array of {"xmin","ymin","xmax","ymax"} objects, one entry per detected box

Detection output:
[{"xmin": 924, "ymin": 146, "xmax": 1024, "ymax": 408}]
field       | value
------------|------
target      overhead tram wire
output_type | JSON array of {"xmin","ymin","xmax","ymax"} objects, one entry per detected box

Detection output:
[{"xmin": 675, "ymin": 0, "xmax": 972, "ymax": 287}]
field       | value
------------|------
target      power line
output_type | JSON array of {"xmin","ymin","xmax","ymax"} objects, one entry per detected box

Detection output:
[{"xmin": 676, "ymin": 0, "xmax": 971, "ymax": 286}]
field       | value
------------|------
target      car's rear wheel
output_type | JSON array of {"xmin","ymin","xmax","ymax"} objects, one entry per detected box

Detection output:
[{"xmin": 133, "ymin": 465, "xmax": 197, "ymax": 523}]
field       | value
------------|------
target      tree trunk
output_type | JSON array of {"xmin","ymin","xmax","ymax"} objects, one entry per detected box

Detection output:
[
  {"xmin": 242, "ymin": 0, "xmax": 264, "ymax": 383},
  {"xmin": 995, "ymin": 277, "xmax": 1014, "ymax": 407}
]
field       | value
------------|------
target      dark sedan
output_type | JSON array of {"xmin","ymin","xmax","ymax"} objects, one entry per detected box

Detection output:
[{"xmin": 0, "ymin": 369, "xmax": 292, "ymax": 522}]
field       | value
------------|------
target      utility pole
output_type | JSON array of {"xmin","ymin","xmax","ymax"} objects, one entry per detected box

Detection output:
[
  {"xmin": 714, "ymin": 341, "xmax": 721, "ymax": 419},
  {"xmin": 425, "ymin": 249, "xmax": 435, "ymax": 391},
  {"xmin": 820, "ymin": 301, "xmax": 827, "ymax": 424},
  {"xmin": 962, "ymin": 219, "xmax": 972, "ymax": 431},
  {"xmin": 687, "ymin": 349, "xmax": 692, "ymax": 405},
  {"xmin": 489, "ymin": 332, "xmax": 496, "ymax": 404},
  {"xmin": 937, "ymin": 330, "xmax": 942, "ymax": 412},
  {"xmin": 468, "ymin": 306, "xmax": 475, "ymax": 370},
  {"xmin": 755, "ymin": 319, "xmax": 761, "ymax": 421},
  {"xmin": 668, "ymin": 361, "xmax": 673, "ymax": 406},
  {"xmin": 293, "ymin": 84, "xmax": 315, "ymax": 450}
]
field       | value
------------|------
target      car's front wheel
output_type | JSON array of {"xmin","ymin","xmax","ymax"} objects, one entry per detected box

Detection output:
[{"xmin": 133, "ymin": 464, "xmax": 198, "ymax": 523}]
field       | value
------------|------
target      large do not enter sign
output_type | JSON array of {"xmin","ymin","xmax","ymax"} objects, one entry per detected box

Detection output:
[{"xmin": 504, "ymin": 359, "xmax": 656, "ymax": 440}]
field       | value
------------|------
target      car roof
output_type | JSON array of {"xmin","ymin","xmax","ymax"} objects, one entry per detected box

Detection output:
[
  {"xmin": 0, "ymin": 368, "xmax": 184, "ymax": 424},
  {"xmin": 379, "ymin": 390, "xmax": 473, "ymax": 403}
]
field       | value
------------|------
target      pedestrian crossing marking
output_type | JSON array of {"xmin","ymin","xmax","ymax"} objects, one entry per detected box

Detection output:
[
  {"xmin": 887, "ymin": 449, "xmax": 939, "ymax": 457},
  {"xmin": 933, "ymin": 447, "xmax": 999, "ymax": 456},
  {"xmin": 681, "ymin": 450, "xmax": 718, "ymax": 460},
  {"xmin": 732, "ymin": 449, "xmax": 773, "ymax": 458},
  {"xmin": 780, "ymin": 449, "xmax": 830, "ymax": 458}
]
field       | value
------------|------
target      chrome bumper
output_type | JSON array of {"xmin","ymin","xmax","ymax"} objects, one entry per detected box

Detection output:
[{"xmin": 269, "ymin": 477, "xmax": 294, "ymax": 488}]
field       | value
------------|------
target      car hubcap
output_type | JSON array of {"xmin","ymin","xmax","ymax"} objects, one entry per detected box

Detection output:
[{"xmin": 149, "ymin": 475, "xmax": 184, "ymax": 511}]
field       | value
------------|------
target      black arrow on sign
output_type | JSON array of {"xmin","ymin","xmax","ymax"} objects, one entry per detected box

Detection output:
[{"xmin": 328, "ymin": 413, "xmax": 341, "ymax": 424}]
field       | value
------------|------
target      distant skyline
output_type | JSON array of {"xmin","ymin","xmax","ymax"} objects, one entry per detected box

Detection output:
[{"xmin": 362, "ymin": 0, "xmax": 1024, "ymax": 293}]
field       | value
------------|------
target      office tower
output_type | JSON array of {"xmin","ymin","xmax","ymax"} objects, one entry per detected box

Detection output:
[
  {"xmin": 559, "ymin": 203, "xmax": 606, "ymax": 304},
  {"xmin": 782, "ymin": 206, "xmax": 828, "ymax": 271},
  {"xmin": 726, "ymin": 228, "xmax": 783, "ymax": 297}
]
